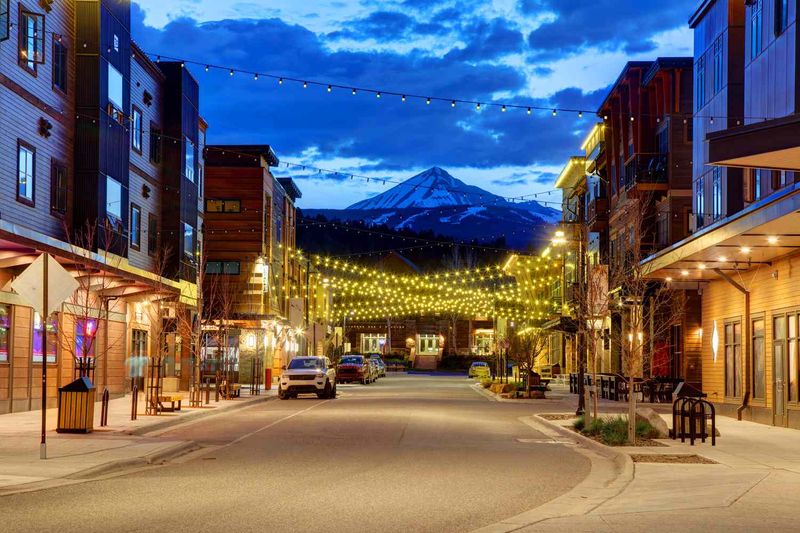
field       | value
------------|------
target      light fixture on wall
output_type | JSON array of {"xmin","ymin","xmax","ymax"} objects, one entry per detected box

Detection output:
[{"xmin": 711, "ymin": 321, "xmax": 719, "ymax": 363}]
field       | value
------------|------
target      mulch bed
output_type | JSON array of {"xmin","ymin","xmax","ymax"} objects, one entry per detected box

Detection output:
[
  {"xmin": 630, "ymin": 454, "xmax": 717, "ymax": 464},
  {"xmin": 572, "ymin": 427, "xmax": 668, "ymax": 447},
  {"xmin": 539, "ymin": 414, "xmax": 577, "ymax": 421}
]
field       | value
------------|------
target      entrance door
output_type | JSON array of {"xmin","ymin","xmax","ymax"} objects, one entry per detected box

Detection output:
[{"xmin": 773, "ymin": 316, "xmax": 788, "ymax": 427}]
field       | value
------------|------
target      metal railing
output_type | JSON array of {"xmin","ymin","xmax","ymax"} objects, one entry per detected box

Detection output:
[{"xmin": 622, "ymin": 153, "xmax": 668, "ymax": 191}]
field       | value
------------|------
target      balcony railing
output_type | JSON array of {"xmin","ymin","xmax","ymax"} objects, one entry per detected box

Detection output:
[
  {"xmin": 622, "ymin": 153, "xmax": 668, "ymax": 191},
  {"xmin": 586, "ymin": 197, "xmax": 608, "ymax": 228}
]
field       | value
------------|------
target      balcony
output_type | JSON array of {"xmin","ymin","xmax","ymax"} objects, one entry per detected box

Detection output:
[
  {"xmin": 622, "ymin": 153, "xmax": 668, "ymax": 191},
  {"xmin": 587, "ymin": 197, "xmax": 609, "ymax": 231}
]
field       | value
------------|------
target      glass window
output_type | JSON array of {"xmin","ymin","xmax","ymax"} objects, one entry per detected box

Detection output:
[
  {"xmin": 776, "ymin": 0, "xmax": 789, "ymax": 35},
  {"xmin": 131, "ymin": 107, "xmax": 142, "ymax": 152},
  {"xmin": 50, "ymin": 161, "xmax": 67, "ymax": 215},
  {"xmin": 206, "ymin": 261, "xmax": 223, "ymax": 275},
  {"xmin": 17, "ymin": 141, "xmax": 35, "ymax": 204},
  {"xmin": 106, "ymin": 175, "xmax": 122, "ymax": 220},
  {"xmin": 361, "ymin": 334, "xmax": 386, "ymax": 354},
  {"xmin": 418, "ymin": 334, "xmax": 439, "ymax": 355},
  {"xmin": 149, "ymin": 125, "xmax": 161, "ymax": 164},
  {"xmin": 695, "ymin": 176, "xmax": 705, "ymax": 229},
  {"xmin": 711, "ymin": 168, "xmax": 722, "ymax": 220},
  {"xmin": 696, "ymin": 57, "xmax": 706, "ymax": 110},
  {"xmin": 205, "ymin": 199, "xmax": 240, "ymax": 213},
  {"xmin": 130, "ymin": 204, "xmax": 141, "ymax": 249},
  {"xmin": 0, "ymin": 304, "xmax": 9, "ymax": 362},
  {"xmin": 184, "ymin": 136, "xmax": 195, "ymax": 182},
  {"xmin": 790, "ymin": 314, "xmax": 798, "ymax": 402},
  {"xmin": 751, "ymin": 0, "xmax": 763, "ymax": 59},
  {"xmin": 108, "ymin": 63, "xmax": 123, "ymax": 111},
  {"xmin": 753, "ymin": 169, "xmax": 763, "ymax": 200},
  {"xmin": 147, "ymin": 213, "xmax": 158, "ymax": 256},
  {"xmin": 713, "ymin": 37, "xmax": 723, "ymax": 94},
  {"xmin": 33, "ymin": 312, "xmax": 57, "ymax": 364},
  {"xmin": 19, "ymin": 10, "xmax": 44, "ymax": 70},
  {"xmin": 752, "ymin": 319, "xmax": 765, "ymax": 399},
  {"xmin": 52, "ymin": 37, "xmax": 67, "ymax": 93},
  {"xmin": 76, "ymin": 319, "xmax": 97, "ymax": 359},
  {"xmin": 0, "ymin": 0, "xmax": 9, "ymax": 42},
  {"xmin": 725, "ymin": 321, "xmax": 742, "ymax": 398},
  {"xmin": 222, "ymin": 261, "xmax": 240, "ymax": 275},
  {"xmin": 183, "ymin": 222, "xmax": 194, "ymax": 258}
]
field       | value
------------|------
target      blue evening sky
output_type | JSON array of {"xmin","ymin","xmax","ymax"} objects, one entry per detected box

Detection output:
[{"xmin": 132, "ymin": 1, "xmax": 695, "ymax": 209}]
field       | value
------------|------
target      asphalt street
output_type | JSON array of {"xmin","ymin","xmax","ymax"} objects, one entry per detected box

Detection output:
[{"xmin": 0, "ymin": 374, "xmax": 590, "ymax": 533}]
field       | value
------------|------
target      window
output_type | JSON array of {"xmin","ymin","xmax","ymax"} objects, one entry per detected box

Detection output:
[
  {"xmin": 752, "ymin": 318, "xmax": 765, "ymax": 400},
  {"xmin": 0, "ymin": 304, "xmax": 9, "ymax": 363},
  {"xmin": 750, "ymin": 0, "xmax": 763, "ymax": 60},
  {"xmin": 107, "ymin": 63, "xmax": 123, "ymax": 111},
  {"xmin": 149, "ymin": 124, "xmax": 161, "ymax": 164},
  {"xmin": 789, "ymin": 314, "xmax": 798, "ymax": 402},
  {"xmin": 106, "ymin": 175, "xmax": 122, "ymax": 220},
  {"xmin": 206, "ymin": 261, "xmax": 240, "ymax": 275},
  {"xmin": 131, "ymin": 107, "xmax": 143, "ymax": 153},
  {"xmin": 50, "ymin": 160, "xmax": 67, "ymax": 215},
  {"xmin": 184, "ymin": 136, "xmax": 195, "ymax": 182},
  {"xmin": 147, "ymin": 213, "xmax": 158, "ymax": 256},
  {"xmin": 130, "ymin": 204, "xmax": 141, "ymax": 250},
  {"xmin": 724, "ymin": 321, "xmax": 742, "ymax": 398},
  {"xmin": 695, "ymin": 176, "xmax": 705, "ymax": 229},
  {"xmin": 129, "ymin": 330, "xmax": 147, "ymax": 381},
  {"xmin": 775, "ymin": 0, "xmax": 788, "ymax": 36},
  {"xmin": 711, "ymin": 167, "xmax": 722, "ymax": 220},
  {"xmin": 19, "ymin": 10, "xmax": 44, "ymax": 72},
  {"xmin": 183, "ymin": 222, "xmax": 195, "ymax": 259},
  {"xmin": 52, "ymin": 37, "xmax": 67, "ymax": 93},
  {"xmin": 753, "ymin": 169, "xmax": 763, "ymax": 201},
  {"xmin": 33, "ymin": 312, "xmax": 57, "ymax": 364},
  {"xmin": 205, "ymin": 199, "xmax": 241, "ymax": 213},
  {"xmin": 656, "ymin": 127, "xmax": 669, "ymax": 155},
  {"xmin": 361, "ymin": 334, "xmax": 386, "ymax": 354},
  {"xmin": 17, "ymin": 141, "xmax": 35, "ymax": 205},
  {"xmin": 696, "ymin": 56, "xmax": 706, "ymax": 110},
  {"xmin": 0, "ymin": 0, "xmax": 9, "ymax": 42},
  {"xmin": 418, "ymin": 334, "xmax": 440, "ymax": 355},
  {"xmin": 713, "ymin": 37, "xmax": 723, "ymax": 94},
  {"xmin": 75, "ymin": 319, "xmax": 97, "ymax": 359}
]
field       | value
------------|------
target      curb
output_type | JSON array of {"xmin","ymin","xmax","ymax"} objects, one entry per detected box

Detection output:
[
  {"xmin": 67, "ymin": 440, "xmax": 199, "ymax": 480},
  {"xmin": 471, "ymin": 414, "xmax": 634, "ymax": 533},
  {"xmin": 128, "ymin": 394, "xmax": 274, "ymax": 437}
]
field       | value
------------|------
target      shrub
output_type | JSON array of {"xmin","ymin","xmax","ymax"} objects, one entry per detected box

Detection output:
[
  {"xmin": 573, "ymin": 416, "xmax": 585, "ymax": 432},
  {"xmin": 480, "ymin": 378, "xmax": 493, "ymax": 389},
  {"xmin": 576, "ymin": 415, "xmax": 660, "ymax": 446}
]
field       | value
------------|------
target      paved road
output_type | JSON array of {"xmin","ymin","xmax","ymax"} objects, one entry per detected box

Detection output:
[{"xmin": 1, "ymin": 375, "xmax": 590, "ymax": 533}]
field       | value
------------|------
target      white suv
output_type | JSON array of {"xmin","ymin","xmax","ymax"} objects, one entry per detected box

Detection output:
[{"xmin": 279, "ymin": 356, "xmax": 337, "ymax": 399}]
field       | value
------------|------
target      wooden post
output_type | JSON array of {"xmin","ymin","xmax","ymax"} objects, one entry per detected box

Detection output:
[{"xmin": 41, "ymin": 254, "xmax": 48, "ymax": 460}]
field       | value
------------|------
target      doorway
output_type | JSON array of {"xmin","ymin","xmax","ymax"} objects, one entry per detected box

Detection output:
[{"xmin": 773, "ymin": 315, "xmax": 788, "ymax": 427}]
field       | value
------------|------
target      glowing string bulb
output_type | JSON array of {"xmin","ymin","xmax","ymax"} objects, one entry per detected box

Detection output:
[
  {"xmin": 552, "ymin": 109, "xmax": 557, "ymax": 117},
  {"xmin": 501, "ymin": 105, "xmax": 507, "ymax": 112},
  {"xmin": 303, "ymin": 81, "xmax": 308, "ymax": 88},
  {"xmin": 279, "ymin": 78, "xmax": 284, "ymax": 85},
  {"xmin": 401, "ymin": 95, "xmax": 406, "ymax": 102},
  {"xmin": 426, "ymin": 97, "xmax": 431, "ymax": 105},
  {"xmin": 578, "ymin": 111, "xmax": 583, "ymax": 118},
  {"xmin": 254, "ymin": 73, "xmax": 259, "ymax": 80},
  {"xmin": 229, "ymin": 69, "xmax": 234, "ymax": 76},
  {"xmin": 527, "ymin": 107, "xmax": 532, "ymax": 115},
  {"xmin": 376, "ymin": 92, "xmax": 381, "ymax": 98},
  {"xmin": 205, "ymin": 65, "xmax": 209, "ymax": 72},
  {"xmin": 476, "ymin": 103, "xmax": 481, "ymax": 110},
  {"xmin": 327, "ymin": 85, "xmax": 332, "ymax": 92},
  {"xmin": 352, "ymin": 88, "xmax": 357, "ymax": 95}
]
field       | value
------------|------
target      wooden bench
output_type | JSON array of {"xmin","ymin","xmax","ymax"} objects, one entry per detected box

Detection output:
[{"xmin": 158, "ymin": 394, "xmax": 182, "ymax": 412}]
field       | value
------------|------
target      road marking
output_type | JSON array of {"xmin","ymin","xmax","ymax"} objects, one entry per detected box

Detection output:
[{"xmin": 229, "ymin": 400, "xmax": 329, "ymax": 446}]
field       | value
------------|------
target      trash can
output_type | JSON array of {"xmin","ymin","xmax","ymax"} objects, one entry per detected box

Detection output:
[
  {"xmin": 57, "ymin": 377, "xmax": 96, "ymax": 434},
  {"xmin": 264, "ymin": 368, "xmax": 272, "ymax": 390}
]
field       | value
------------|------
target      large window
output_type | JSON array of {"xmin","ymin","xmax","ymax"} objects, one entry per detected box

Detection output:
[
  {"xmin": 753, "ymin": 169, "xmax": 763, "ymax": 201},
  {"xmin": 33, "ymin": 312, "xmax": 57, "ymax": 364},
  {"xmin": 17, "ymin": 141, "xmax": 35, "ymax": 205},
  {"xmin": 711, "ymin": 167, "xmax": 722, "ymax": 220},
  {"xmin": 183, "ymin": 222, "xmax": 195, "ymax": 259},
  {"xmin": 750, "ymin": 0, "xmax": 763, "ymax": 60},
  {"xmin": 696, "ymin": 56, "xmax": 706, "ymax": 110},
  {"xmin": 776, "ymin": 0, "xmax": 789, "ymax": 35},
  {"xmin": 695, "ymin": 176, "xmax": 705, "ymax": 229},
  {"xmin": 130, "ymin": 203, "xmax": 141, "ymax": 250},
  {"xmin": 0, "ymin": 0, "xmax": 9, "ymax": 42},
  {"xmin": 149, "ymin": 124, "xmax": 162, "ymax": 164},
  {"xmin": 0, "ymin": 304, "xmax": 9, "ymax": 362},
  {"xmin": 725, "ymin": 321, "xmax": 742, "ymax": 398},
  {"xmin": 19, "ymin": 10, "xmax": 44, "ymax": 72},
  {"xmin": 75, "ymin": 319, "xmax": 97, "ymax": 359},
  {"xmin": 184, "ymin": 136, "xmax": 195, "ymax": 182},
  {"xmin": 52, "ymin": 37, "xmax": 67, "ymax": 93},
  {"xmin": 50, "ymin": 160, "xmax": 67, "ymax": 215},
  {"xmin": 131, "ymin": 107, "xmax": 143, "ymax": 153},
  {"xmin": 418, "ymin": 334, "xmax": 440, "ymax": 355},
  {"xmin": 107, "ymin": 63, "xmax": 123, "ymax": 119},
  {"xmin": 206, "ymin": 261, "xmax": 240, "ymax": 275},
  {"xmin": 713, "ymin": 37, "xmax": 723, "ymax": 94},
  {"xmin": 361, "ymin": 334, "xmax": 386, "ymax": 354},
  {"xmin": 106, "ymin": 175, "xmax": 122, "ymax": 220},
  {"xmin": 147, "ymin": 213, "xmax": 158, "ymax": 256},
  {"xmin": 752, "ymin": 318, "xmax": 765, "ymax": 400}
]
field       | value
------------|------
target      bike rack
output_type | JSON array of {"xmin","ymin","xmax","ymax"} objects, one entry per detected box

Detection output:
[{"xmin": 672, "ymin": 397, "xmax": 715, "ymax": 446}]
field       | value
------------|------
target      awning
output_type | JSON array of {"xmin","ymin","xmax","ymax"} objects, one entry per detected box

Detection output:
[
  {"xmin": 641, "ymin": 186, "xmax": 800, "ymax": 281},
  {"xmin": 708, "ymin": 115, "xmax": 800, "ymax": 171},
  {"xmin": 542, "ymin": 316, "xmax": 578, "ymax": 334}
]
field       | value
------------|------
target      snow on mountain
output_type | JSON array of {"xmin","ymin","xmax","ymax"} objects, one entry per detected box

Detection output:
[
  {"xmin": 514, "ymin": 200, "xmax": 562, "ymax": 224},
  {"xmin": 347, "ymin": 167, "xmax": 509, "ymax": 210}
]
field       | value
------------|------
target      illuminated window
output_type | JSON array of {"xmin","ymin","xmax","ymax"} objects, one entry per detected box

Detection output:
[
  {"xmin": 131, "ymin": 107, "xmax": 143, "ymax": 152},
  {"xmin": 76, "ymin": 319, "xmax": 97, "ymax": 359},
  {"xmin": 106, "ymin": 175, "xmax": 122, "ymax": 220},
  {"xmin": 184, "ymin": 136, "xmax": 195, "ymax": 182},
  {"xmin": 130, "ymin": 203, "xmax": 141, "ymax": 249},
  {"xmin": 107, "ymin": 64, "xmax": 123, "ymax": 111},
  {"xmin": 33, "ymin": 312, "xmax": 57, "ymax": 364},
  {"xmin": 183, "ymin": 222, "xmax": 195, "ymax": 259},
  {"xmin": 17, "ymin": 141, "xmax": 35, "ymax": 205},
  {"xmin": 711, "ymin": 167, "xmax": 722, "ymax": 220},
  {"xmin": 0, "ymin": 304, "xmax": 9, "ymax": 363},
  {"xmin": 18, "ymin": 10, "xmax": 44, "ymax": 72}
]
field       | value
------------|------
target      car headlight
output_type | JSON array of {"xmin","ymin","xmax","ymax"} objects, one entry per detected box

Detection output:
[{"xmin": 316, "ymin": 372, "xmax": 325, "ymax": 378}]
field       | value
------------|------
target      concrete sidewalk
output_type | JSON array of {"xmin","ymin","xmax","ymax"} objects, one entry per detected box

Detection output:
[{"xmin": 0, "ymin": 387, "xmax": 275, "ymax": 495}]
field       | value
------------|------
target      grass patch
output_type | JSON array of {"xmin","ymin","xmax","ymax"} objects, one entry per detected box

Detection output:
[{"xmin": 573, "ymin": 415, "xmax": 659, "ymax": 446}]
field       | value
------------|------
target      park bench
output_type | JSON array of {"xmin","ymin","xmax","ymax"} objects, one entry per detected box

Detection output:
[{"xmin": 158, "ymin": 394, "xmax": 183, "ymax": 412}]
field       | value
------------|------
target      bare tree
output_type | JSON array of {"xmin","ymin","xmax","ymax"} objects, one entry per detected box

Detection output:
[
  {"xmin": 442, "ymin": 246, "xmax": 476, "ymax": 356},
  {"xmin": 510, "ymin": 326, "xmax": 550, "ymax": 397}
]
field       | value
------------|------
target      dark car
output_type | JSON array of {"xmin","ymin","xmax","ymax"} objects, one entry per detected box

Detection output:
[
  {"xmin": 370, "ymin": 355, "xmax": 387, "ymax": 377},
  {"xmin": 337, "ymin": 355, "xmax": 371, "ymax": 384}
]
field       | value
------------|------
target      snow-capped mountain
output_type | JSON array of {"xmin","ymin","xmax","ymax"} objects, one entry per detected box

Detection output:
[{"xmin": 303, "ymin": 167, "xmax": 560, "ymax": 250}]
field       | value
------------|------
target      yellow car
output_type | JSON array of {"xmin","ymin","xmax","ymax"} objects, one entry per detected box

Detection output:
[{"xmin": 468, "ymin": 361, "xmax": 491, "ymax": 379}]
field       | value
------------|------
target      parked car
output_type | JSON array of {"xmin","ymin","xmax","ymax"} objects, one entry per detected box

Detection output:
[
  {"xmin": 279, "ymin": 356, "xmax": 337, "ymax": 399},
  {"xmin": 337, "ymin": 355, "xmax": 372, "ymax": 384},
  {"xmin": 370, "ymin": 355, "xmax": 387, "ymax": 377},
  {"xmin": 468, "ymin": 361, "xmax": 491, "ymax": 379},
  {"xmin": 368, "ymin": 358, "xmax": 381, "ymax": 381}
]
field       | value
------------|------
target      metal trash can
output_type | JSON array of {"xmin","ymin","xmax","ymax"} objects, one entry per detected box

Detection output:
[
  {"xmin": 264, "ymin": 368, "xmax": 273, "ymax": 390},
  {"xmin": 57, "ymin": 377, "xmax": 96, "ymax": 434}
]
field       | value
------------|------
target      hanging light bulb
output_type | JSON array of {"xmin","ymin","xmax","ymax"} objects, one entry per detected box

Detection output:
[
  {"xmin": 476, "ymin": 103, "xmax": 481, "ymax": 110},
  {"xmin": 279, "ymin": 78, "xmax": 284, "ymax": 85},
  {"xmin": 451, "ymin": 100, "xmax": 456, "ymax": 108},
  {"xmin": 401, "ymin": 95, "xmax": 406, "ymax": 102},
  {"xmin": 578, "ymin": 111, "xmax": 583, "ymax": 118},
  {"xmin": 254, "ymin": 73, "xmax": 259, "ymax": 80},
  {"xmin": 229, "ymin": 69, "xmax": 234, "ymax": 76},
  {"xmin": 205, "ymin": 65, "xmax": 209, "ymax": 72},
  {"xmin": 426, "ymin": 97, "xmax": 431, "ymax": 105},
  {"xmin": 501, "ymin": 105, "xmax": 507, "ymax": 112},
  {"xmin": 376, "ymin": 92, "xmax": 381, "ymax": 98},
  {"xmin": 352, "ymin": 88, "xmax": 357, "ymax": 95},
  {"xmin": 552, "ymin": 109, "xmax": 557, "ymax": 117},
  {"xmin": 327, "ymin": 85, "xmax": 332, "ymax": 92},
  {"xmin": 527, "ymin": 107, "xmax": 532, "ymax": 115},
  {"xmin": 303, "ymin": 81, "xmax": 308, "ymax": 88}
]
